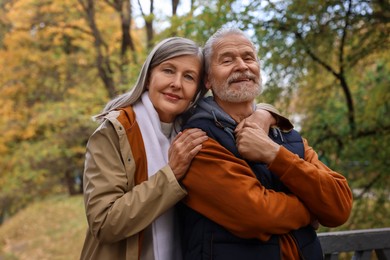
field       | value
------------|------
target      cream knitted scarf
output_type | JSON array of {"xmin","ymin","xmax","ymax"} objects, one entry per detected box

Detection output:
[{"xmin": 133, "ymin": 92, "xmax": 180, "ymax": 260}]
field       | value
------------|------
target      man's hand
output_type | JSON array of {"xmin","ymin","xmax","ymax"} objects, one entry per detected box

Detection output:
[
  {"xmin": 168, "ymin": 128, "xmax": 208, "ymax": 180},
  {"xmin": 235, "ymin": 121, "xmax": 280, "ymax": 164},
  {"xmin": 236, "ymin": 109, "xmax": 277, "ymax": 134}
]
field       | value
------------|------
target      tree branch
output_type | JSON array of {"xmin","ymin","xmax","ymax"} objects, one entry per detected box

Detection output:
[{"xmin": 77, "ymin": 0, "xmax": 116, "ymax": 98}]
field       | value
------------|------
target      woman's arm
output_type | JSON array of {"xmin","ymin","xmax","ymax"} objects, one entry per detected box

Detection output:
[{"xmin": 83, "ymin": 120, "xmax": 187, "ymax": 243}]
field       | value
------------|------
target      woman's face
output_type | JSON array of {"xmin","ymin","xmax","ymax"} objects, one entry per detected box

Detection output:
[{"xmin": 148, "ymin": 55, "xmax": 202, "ymax": 123}]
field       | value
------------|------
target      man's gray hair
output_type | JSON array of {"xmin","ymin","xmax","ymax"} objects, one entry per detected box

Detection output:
[
  {"xmin": 203, "ymin": 27, "xmax": 258, "ymax": 73},
  {"xmin": 93, "ymin": 37, "xmax": 205, "ymax": 122}
]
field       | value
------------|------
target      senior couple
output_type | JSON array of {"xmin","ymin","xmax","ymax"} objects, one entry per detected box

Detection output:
[{"xmin": 80, "ymin": 27, "xmax": 353, "ymax": 260}]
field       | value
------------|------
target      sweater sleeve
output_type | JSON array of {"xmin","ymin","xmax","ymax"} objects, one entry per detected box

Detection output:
[
  {"xmin": 181, "ymin": 138, "xmax": 311, "ymax": 242},
  {"xmin": 268, "ymin": 138, "xmax": 353, "ymax": 227}
]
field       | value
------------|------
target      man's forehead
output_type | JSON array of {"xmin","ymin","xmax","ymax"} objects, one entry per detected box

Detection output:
[{"xmin": 213, "ymin": 35, "xmax": 255, "ymax": 55}]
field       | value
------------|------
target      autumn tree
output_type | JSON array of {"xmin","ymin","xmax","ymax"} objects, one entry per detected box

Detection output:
[
  {"xmin": 0, "ymin": 0, "xmax": 145, "ymax": 220},
  {"xmin": 0, "ymin": 0, "xmax": 201, "ymax": 223},
  {"xmin": 0, "ymin": 0, "xmax": 388, "ymax": 230}
]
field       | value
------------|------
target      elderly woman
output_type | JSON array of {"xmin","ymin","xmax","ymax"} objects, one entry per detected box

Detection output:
[{"xmin": 80, "ymin": 37, "xmax": 208, "ymax": 260}]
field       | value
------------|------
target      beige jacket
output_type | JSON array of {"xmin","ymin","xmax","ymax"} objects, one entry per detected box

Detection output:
[{"xmin": 80, "ymin": 107, "xmax": 187, "ymax": 260}]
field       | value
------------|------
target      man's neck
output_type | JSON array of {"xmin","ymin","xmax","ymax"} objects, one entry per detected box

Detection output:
[{"xmin": 214, "ymin": 97, "xmax": 254, "ymax": 123}]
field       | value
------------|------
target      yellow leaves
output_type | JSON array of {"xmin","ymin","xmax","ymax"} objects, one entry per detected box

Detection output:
[
  {"xmin": 70, "ymin": 146, "xmax": 86, "ymax": 156},
  {"xmin": 0, "ymin": 82, "xmax": 28, "ymax": 155},
  {"xmin": 22, "ymin": 119, "xmax": 38, "ymax": 140},
  {"xmin": 6, "ymin": 0, "xmax": 36, "ymax": 29},
  {"xmin": 0, "ymin": 0, "xmax": 150, "ymax": 213},
  {"xmin": 39, "ymin": 2, "xmax": 66, "ymax": 15},
  {"xmin": 2, "ymin": 32, "xmax": 34, "ymax": 58}
]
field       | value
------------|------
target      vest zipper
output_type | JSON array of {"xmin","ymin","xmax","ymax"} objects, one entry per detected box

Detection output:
[{"xmin": 271, "ymin": 127, "xmax": 285, "ymax": 142}]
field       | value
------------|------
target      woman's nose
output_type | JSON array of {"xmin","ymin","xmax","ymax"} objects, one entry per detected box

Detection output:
[{"xmin": 170, "ymin": 75, "xmax": 182, "ymax": 88}]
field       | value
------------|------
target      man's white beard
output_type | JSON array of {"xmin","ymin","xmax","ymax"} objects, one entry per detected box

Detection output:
[{"xmin": 211, "ymin": 74, "xmax": 262, "ymax": 103}]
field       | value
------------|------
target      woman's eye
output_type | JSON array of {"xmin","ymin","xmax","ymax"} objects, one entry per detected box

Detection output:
[
  {"xmin": 184, "ymin": 74, "xmax": 195, "ymax": 81},
  {"xmin": 163, "ymin": 68, "xmax": 174, "ymax": 74}
]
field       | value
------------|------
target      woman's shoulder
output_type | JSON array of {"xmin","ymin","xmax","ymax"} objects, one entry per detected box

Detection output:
[
  {"xmin": 90, "ymin": 107, "xmax": 139, "ymax": 142},
  {"xmin": 103, "ymin": 108, "xmax": 134, "ymax": 129},
  {"xmin": 105, "ymin": 109, "xmax": 122, "ymax": 120},
  {"xmin": 91, "ymin": 110, "xmax": 127, "ymax": 139}
]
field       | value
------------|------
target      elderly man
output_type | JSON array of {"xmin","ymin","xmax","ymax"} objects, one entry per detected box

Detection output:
[{"xmin": 178, "ymin": 27, "xmax": 353, "ymax": 260}]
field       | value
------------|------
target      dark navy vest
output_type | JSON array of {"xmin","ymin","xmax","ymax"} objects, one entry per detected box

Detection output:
[{"xmin": 178, "ymin": 117, "xmax": 323, "ymax": 260}]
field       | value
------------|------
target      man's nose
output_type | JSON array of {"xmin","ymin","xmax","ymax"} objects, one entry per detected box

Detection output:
[{"xmin": 235, "ymin": 58, "xmax": 249, "ymax": 71}]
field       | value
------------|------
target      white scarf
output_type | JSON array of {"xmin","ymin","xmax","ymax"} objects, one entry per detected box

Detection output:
[{"xmin": 133, "ymin": 92, "xmax": 180, "ymax": 260}]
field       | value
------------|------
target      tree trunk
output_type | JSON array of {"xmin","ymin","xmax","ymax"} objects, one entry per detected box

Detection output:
[
  {"xmin": 138, "ymin": 0, "xmax": 154, "ymax": 50},
  {"xmin": 78, "ymin": 0, "xmax": 117, "ymax": 98},
  {"xmin": 172, "ymin": 0, "xmax": 179, "ymax": 15}
]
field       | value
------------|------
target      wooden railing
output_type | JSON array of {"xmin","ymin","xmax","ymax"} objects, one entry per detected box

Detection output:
[{"xmin": 318, "ymin": 227, "xmax": 390, "ymax": 259}]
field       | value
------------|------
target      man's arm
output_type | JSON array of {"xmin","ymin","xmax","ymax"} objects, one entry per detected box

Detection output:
[
  {"xmin": 235, "ymin": 122, "xmax": 353, "ymax": 227},
  {"xmin": 269, "ymin": 139, "xmax": 353, "ymax": 227},
  {"xmin": 180, "ymin": 137, "xmax": 312, "ymax": 242}
]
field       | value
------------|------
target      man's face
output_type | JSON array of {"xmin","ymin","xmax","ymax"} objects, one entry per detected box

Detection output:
[{"xmin": 206, "ymin": 34, "xmax": 262, "ymax": 103}]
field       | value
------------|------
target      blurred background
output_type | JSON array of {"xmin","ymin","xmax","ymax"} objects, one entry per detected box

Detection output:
[{"xmin": 0, "ymin": 0, "xmax": 389, "ymax": 259}]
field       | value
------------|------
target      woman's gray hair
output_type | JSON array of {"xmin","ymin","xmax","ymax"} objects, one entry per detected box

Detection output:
[
  {"xmin": 93, "ymin": 37, "xmax": 206, "ymax": 122},
  {"xmin": 203, "ymin": 27, "xmax": 258, "ymax": 74}
]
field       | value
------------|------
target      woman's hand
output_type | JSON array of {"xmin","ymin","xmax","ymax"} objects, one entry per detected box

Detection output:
[{"xmin": 168, "ymin": 128, "xmax": 208, "ymax": 180}]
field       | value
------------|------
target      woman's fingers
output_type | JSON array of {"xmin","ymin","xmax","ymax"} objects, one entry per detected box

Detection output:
[{"xmin": 168, "ymin": 128, "xmax": 208, "ymax": 180}]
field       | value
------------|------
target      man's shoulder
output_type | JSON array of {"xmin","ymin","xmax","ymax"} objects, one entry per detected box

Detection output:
[
  {"xmin": 182, "ymin": 116, "xmax": 215, "ymax": 131},
  {"xmin": 270, "ymin": 128, "xmax": 302, "ymax": 143},
  {"xmin": 272, "ymin": 128, "xmax": 304, "ymax": 158}
]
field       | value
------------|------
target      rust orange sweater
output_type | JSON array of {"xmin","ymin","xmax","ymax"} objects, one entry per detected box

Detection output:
[{"xmin": 181, "ymin": 137, "xmax": 353, "ymax": 259}]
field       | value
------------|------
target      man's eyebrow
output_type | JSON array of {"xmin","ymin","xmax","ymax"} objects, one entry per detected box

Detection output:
[
  {"xmin": 218, "ymin": 51, "xmax": 234, "ymax": 58},
  {"xmin": 216, "ymin": 52, "xmax": 237, "ymax": 63},
  {"xmin": 242, "ymin": 50, "xmax": 256, "ymax": 57},
  {"xmin": 218, "ymin": 50, "xmax": 256, "ymax": 58}
]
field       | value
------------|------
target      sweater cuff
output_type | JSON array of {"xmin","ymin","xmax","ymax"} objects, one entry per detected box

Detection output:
[{"xmin": 256, "ymin": 103, "xmax": 294, "ymax": 131}]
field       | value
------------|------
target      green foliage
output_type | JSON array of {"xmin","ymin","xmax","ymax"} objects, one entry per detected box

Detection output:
[
  {"xmin": 249, "ymin": 0, "xmax": 390, "ymax": 229},
  {"xmin": 0, "ymin": 0, "xmax": 388, "ymax": 232}
]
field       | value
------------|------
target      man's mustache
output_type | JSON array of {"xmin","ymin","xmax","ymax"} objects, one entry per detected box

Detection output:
[{"xmin": 227, "ymin": 72, "xmax": 258, "ymax": 84}]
